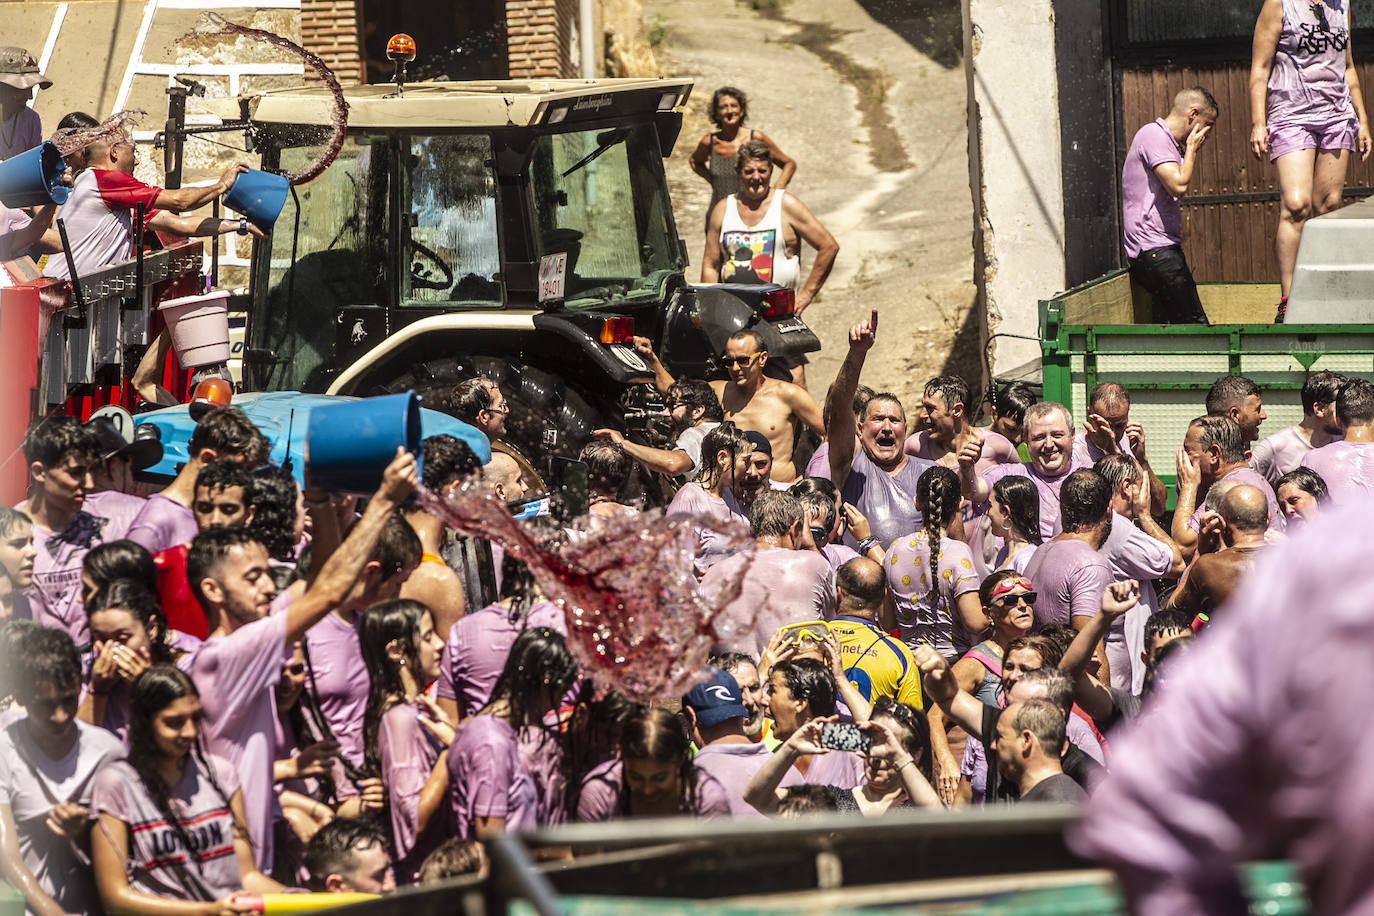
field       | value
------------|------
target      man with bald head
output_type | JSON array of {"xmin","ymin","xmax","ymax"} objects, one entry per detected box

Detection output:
[
  {"xmin": 826, "ymin": 557, "xmax": 923, "ymax": 708},
  {"xmin": 1169, "ymin": 484, "xmax": 1269, "ymax": 625}
]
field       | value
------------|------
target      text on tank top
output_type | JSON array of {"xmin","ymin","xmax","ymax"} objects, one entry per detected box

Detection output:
[{"xmin": 719, "ymin": 189, "xmax": 802, "ymax": 292}]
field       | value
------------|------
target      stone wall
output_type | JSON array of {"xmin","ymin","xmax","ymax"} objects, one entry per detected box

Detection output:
[{"xmin": 299, "ymin": 0, "xmax": 364, "ymax": 84}]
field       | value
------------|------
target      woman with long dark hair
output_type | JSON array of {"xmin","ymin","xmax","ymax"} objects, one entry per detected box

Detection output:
[
  {"xmin": 359, "ymin": 599, "xmax": 452, "ymax": 882},
  {"xmin": 989, "ymin": 475, "xmax": 1043, "ymax": 573},
  {"xmin": 665, "ymin": 422, "xmax": 756, "ymax": 576},
  {"xmin": 615, "ymin": 707, "xmax": 728, "ymax": 818},
  {"xmin": 90, "ymin": 665, "xmax": 283, "ymax": 913},
  {"xmin": 81, "ymin": 540, "xmax": 159, "ymax": 609},
  {"xmin": 447, "ymin": 627, "xmax": 578, "ymax": 838}
]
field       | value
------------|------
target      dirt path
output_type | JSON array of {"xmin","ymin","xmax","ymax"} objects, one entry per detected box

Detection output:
[{"xmin": 647, "ymin": 0, "xmax": 980, "ymax": 410}]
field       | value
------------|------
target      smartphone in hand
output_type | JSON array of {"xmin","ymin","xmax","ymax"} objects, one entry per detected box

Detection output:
[{"xmin": 820, "ymin": 721, "xmax": 871, "ymax": 754}]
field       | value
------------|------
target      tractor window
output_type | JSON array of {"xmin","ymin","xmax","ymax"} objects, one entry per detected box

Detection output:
[
  {"xmin": 402, "ymin": 134, "xmax": 501, "ymax": 306},
  {"xmin": 530, "ymin": 122, "xmax": 679, "ymax": 307},
  {"xmin": 251, "ymin": 135, "xmax": 390, "ymax": 392}
]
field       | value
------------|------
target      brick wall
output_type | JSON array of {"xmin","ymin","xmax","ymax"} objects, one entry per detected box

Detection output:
[
  {"xmin": 506, "ymin": 0, "xmax": 579, "ymax": 79},
  {"xmin": 300, "ymin": 0, "xmax": 364, "ymax": 85}
]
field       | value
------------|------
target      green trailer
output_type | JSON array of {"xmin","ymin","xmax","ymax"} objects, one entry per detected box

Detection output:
[{"xmin": 1038, "ymin": 270, "xmax": 1374, "ymax": 504}]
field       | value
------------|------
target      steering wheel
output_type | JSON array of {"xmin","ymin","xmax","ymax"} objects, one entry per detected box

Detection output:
[{"xmin": 408, "ymin": 238, "xmax": 456, "ymax": 292}]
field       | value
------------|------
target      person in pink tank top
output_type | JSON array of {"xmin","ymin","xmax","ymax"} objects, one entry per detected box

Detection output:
[{"xmin": 1251, "ymin": 0, "xmax": 1372, "ymax": 319}]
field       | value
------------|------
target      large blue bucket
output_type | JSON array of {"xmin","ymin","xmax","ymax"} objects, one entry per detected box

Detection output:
[
  {"xmin": 305, "ymin": 391, "xmax": 422, "ymax": 493},
  {"xmin": 0, "ymin": 142, "xmax": 69, "ymax": 208},
  {"xmin": 223, "ymin": 168, "xmax": 289, "ymax": 231}
]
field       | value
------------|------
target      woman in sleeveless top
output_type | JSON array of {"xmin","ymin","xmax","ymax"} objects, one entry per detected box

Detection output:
[
  {"xmin": 1251, "ymin": 0, "xmax": 1371, "ymax": 318},
  {"xmin": 689, "ymin": 87, "xmax": 796, "ymax": 227}
]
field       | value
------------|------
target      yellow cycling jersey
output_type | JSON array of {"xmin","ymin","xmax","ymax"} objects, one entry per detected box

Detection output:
[{"xmin": 827, "ymin": 615, "xmax": 924, "ymax": 710}]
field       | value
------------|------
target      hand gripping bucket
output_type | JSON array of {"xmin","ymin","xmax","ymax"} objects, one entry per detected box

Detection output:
[
  {"xmin": 223, "ymin": 168, "xmax": 289, "ymax": 231},
  {"xmin": 0, "ymin": 141, "xmax": 69, "ymax": 208},
  {"xmin": 157, "ymin": 290, "xmax": 231, "ymax": 369},
  {"xmin": 306, "ymin": 392, "xmax": 423, "ymax": 494}
]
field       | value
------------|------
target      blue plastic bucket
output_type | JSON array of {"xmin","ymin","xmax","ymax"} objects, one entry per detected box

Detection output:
[
  {"xmin": 223, "ymin": 168, "xmax": 289, "ymax": 231},
  {"xmin": 305, "ymin": 391, "xmax": 422, "ymax": 493},
  {"xmin": 0, "ymin": 142, "xmax": 69, "ymax": 208}
]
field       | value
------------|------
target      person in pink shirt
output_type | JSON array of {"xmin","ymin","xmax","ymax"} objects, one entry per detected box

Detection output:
[
  {"xmin": 1070, "ymin": 383, "xmax": 1168, "ymax": 514},
  {"xmin": 1252, "ymin": 370, "xmax": 1344, "ymax": 485},
  {"xmin": 0, "ymin": 200, "xmax": 57, "ymax": 261},
  {"xmin": 19, "ymin": 418, "xmax": 109, "ymax": 648},
  {"xmin": 0, "ymin": 508, "xmax": 35, "ymax": 622},
  {"xmin": 1275, "ymin": 466, "xmax": 1329, "ymax": 528},
  {"xmin": 961, "ymin": 402, "xmax": 1091, "ymax": 542},
  {"xmin": 702, "ymin": 490, "xmax": 834, "ymax": 656},
  {"xmin": 84, "ymin": 417, "xmax": 162, "ymax": 541},
  {"xmin": 447, "ymin": 627, "xmax": 579, "ymax": 838},
  {"xmin": 906, "ymin": 375, "xmax": 1019, "ymax": 473},
  {"xmin": 1173, "ymin": 415, "xmax": 1283, "ymax": 562},
  {"xmin": 1301, "ymin": 377, "xmax": 1374, "ymax": 504},
  {"xmin": 666, "ymin": 423, "xmax": 757, "ymax": 575},
  {"xmin": 359, "ymin": 599, "xmax": 451, "ymax": 883},
  {"xmin": 90, "ymin": 665, "xmax": 284, "ymax": 913},
  {"xmin": 181, "ymin": 448, "xmax": 417, "ymax": 872},
  {"xmin": 126, "ymin": 407, "xmax": 270, "ymax": 556}
]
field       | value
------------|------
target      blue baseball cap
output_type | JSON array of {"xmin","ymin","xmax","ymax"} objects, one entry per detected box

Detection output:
[{"xmin": 683, "ymin": 668, "xmax": 749, "ymax": 728}]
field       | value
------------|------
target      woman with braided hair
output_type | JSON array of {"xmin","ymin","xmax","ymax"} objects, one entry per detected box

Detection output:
[{"xmin": 90, "ymin": 665, "xmax": 284, "ymax": 914}]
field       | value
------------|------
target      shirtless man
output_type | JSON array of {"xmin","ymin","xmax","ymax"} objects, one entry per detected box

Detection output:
[
  {"xmin": 709, "ymin": 328, "xmax": 824, "ymax": 483},
  {"xmin": 701, "ymin": 140, "xmax": 839, "ymax": 316},
  {"xmin": 1168, "ymin": 483, "xmax": 1268, "ymax": 626}
]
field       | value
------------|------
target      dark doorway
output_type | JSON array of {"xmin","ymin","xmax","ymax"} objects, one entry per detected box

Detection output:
[{"xmin": 360, "ymin": 0, "xmax": 508, "ymax": 84}]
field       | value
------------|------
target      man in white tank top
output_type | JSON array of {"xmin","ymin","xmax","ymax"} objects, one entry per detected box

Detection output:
[{"xmin": 701, "ymin": 140, "xmax": 839, "ymax": 316}]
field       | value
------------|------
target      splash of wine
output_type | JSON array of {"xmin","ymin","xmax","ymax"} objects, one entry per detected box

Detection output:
[
  {"xmin": 50, "ymin": 110, "xmax": 146, "ymax": 159},
  {"xmin": 415, "ymin": 482, "xmax": 756, "ymax": 704},
  {"xmin": 180, "ymin": 12, "xmax": 348, "ymax": 186}
]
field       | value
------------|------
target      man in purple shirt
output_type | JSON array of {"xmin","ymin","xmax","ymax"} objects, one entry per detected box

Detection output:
[
  {"xmin": 1301, "ymin": 377, "xmax": 1374, "ymax": 504},
  {"xmin": 961, "ymin": 402, "xmax": 1089, "ymax": 541},
  {"xmin": 1071, "ymin": 383, "xmax": 1167, "ymax": 515},
  {"xmin": 183, "ymin": 448, "xmax": 417, "ymax": 871},
  {"xmin": 126, "ymin": 406, "xmax": 269, "ymax": 554},
  {"xmin": 1172, "ymin": 415, "xmax": 1282, "ymax": 562},
  {"xmin": 1121, "ymin": 87, "xmax": 1217, "ymax": 324},
  {"xmin": 1072, "ymin": 503, "xmax": 1374, "ymax": 914},
  {"xmin": 1253, "ymin": 370, "xmax": 1343, "ymax": 485},
  {"xmin": 1024, "ymin": 470, "xmax": 1117, "ymax": 681}
]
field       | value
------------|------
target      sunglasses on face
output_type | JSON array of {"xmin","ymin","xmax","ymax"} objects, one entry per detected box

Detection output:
[
  {"xmin": 722, "ymin": 353, "xmax": 760, "ymax": 367},
  {"xmin": 991, "ymin": 591, "xmax": 1037, "ymax": 609}
]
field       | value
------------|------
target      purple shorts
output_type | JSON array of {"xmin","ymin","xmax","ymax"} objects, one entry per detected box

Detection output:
[{"xmin": 1268, "ymin": 118, "xmax": 1358, "ymax": 161}]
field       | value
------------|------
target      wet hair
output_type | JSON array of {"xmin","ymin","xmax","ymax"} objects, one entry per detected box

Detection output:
[
  {"xmin": 186, "ymin": 527, "xmax": 268, "ymax": 610},
  {"xmin": 726, "ymin": 327, "xmax": 764, "ymax": 354},
  {"xmin": 304, "ymin": 817, "xmax": 392, "ymax": 891},
  {"xmin": 778, "ymin": 784, "xmax": 839, "ymax": 816},
  {"xmin": 1059, "ymin": 469, "xmax": 1111, "ymax": 533},
  {"xmin": 57, "ymin": 111, "xmax": 101, "ymax": 166},
  {"xmin": 749, "ymin": 490, "xmax": 802, "ymax": 539},
  {"xmin": 0, "ymin": 620, "xmax": 38, "ymax": 706},
  {"xmin": 697, "ymin": 422, "xmax": 751, "ymax": 492},
  {"xmin": 1008, "ymin": 698, "xmax": 1067, "ymax": 758},
  {"xmin": 126, "ymin": 666, "xmax": 237, "ymax": 878},
  {"xmin": 1276, "ymin": 467, "xmax": 1330, "ymax": 504},
  {"xmin": 1337, "ymin": 377, "xmax": 1374, "ymax": 426},
  {"xmin": 246, "ymin": 464, "xmax": 300, "ymax": 563},
  {"xmin": 619, "ymin": 707, "xmax": 700, "ymax": 814},
  {"xmin": 488, "ymin": 627, "xmax": 579, "ymax": 728},
  {"xmin": 924, "ymin": 375, "xmax": 970, "ymax": 414},
  {"xmin": 0, "ymin": 507, "xmax": 30, "ymax": 540},
  {"xmin": 417, "ymin": 838, "xmax": 486, "ymax": 883},
  {"xmin": 84, "ymin": 540, "xmax": 158, "ymax": 595},
  {"xmin": 1301, "ymin": 370, "xmax": 1346, "ymax": 414},
  {"xmin": 22, "ymin": 416, "xmax": 99, "ymax": 469},
  {"xmin": 709, "ymin": 86, "xmax": 749, "ymax": 126},
  {"xmin": 1143, "ymin": 634, "xmax": 1194, "ymax": 694},
  {"xmin": 991, "ymin": 474, "xmax": 1042, "ymax": 545},
  {"xmin": 979, "ymin": 569, "xmax": 1024, "ymax": 609},
  {"xmin": 579, "ymin": 440, "xmax": 634, "ymax": 497},
  {"xmin": 1015, "ymin": 666, "xmax": 1075, "ymax": 716},
  {"xmin": 194, "ymin": 459, "xmax": 252, "ymax": 501},
  {"xmin": 790, "ymin": 477, "xmax": 839, "ymax": 534},
  {"xmin": 835, "ymin": 557, "xmax": 885, "ymax": 617},
  {"xmin": 346, "ymin": 509, "xmax": 422, "ymax": 583},
  {"xmin": 1094, "ymin": 454, "xmax": 1142, "ymax": 493},
  {"xmin": 1087, "ymin": 381, "xmax": 1130, "ymax": 411},
  {"xmin": 14, "ymin": 627, "xmax": 81, "ymax": 701},
  {"xmin": 87, "ymin": 579, "xmax": 173, "ymax": 664},
  {"xmin": 1190, "ymin": 415, "xmax": 1246, "ymax": 463},
  {"xmin": 1005, "ymin": 634, "xmax": 1062, "ymax": 669},
  {"xmin": 188, "ymin": 407, "xmax": 270, "ymax": 466},
  {"xmin": 918, "ymin": 466, "xmax": 962, "ymax": 620},
  {"xmin": 451, "ymin": 378, "xmax": 495, "ymax": 427},
  {"xmin": 772, "ymin": 657, "xmax": 836, "ymax": 719},
  {"xmin": 988, "ymin": 381, "xmax": 1036, "ymax": 426},
  {"xmin": 1144, "ymin": 609, "xmax": 1193, "ymax": 647},
  {"xmin": 666, "ymin": 379, "xmax": 723, "ymax": 423},
  {"xmin": 422, "ymin": 434, "xmax": 481, "ymax": 491},
  {"xmin": 871, "ymin": 697, "xmax": 933, "ymax": 782},
  {"xmin": 735, "ymin": 138, "xmax": 773, "ymax": 171},
  {"xmin": 359, "ymin": 599, "xmax": 430, "ymax": 781},
  {"xmin": 1204, "ymin": 375, "xmax": 1261, "ymax": 418}
]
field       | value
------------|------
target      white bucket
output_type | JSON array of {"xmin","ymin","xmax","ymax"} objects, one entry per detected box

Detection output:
[{"xmin": 158, "ymin": 290, "xmax": 231, "ymax": 369}]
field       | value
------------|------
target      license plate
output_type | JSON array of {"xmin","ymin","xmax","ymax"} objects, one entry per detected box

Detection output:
[{"xmin": 775, "ymin": 317, "xmax": 807, "ymax": 334}]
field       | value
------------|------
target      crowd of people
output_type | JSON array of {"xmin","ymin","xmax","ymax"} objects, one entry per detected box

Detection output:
[{"xmin": 2, "ymin": 292, "xmax": 1369, "ymax": 910}]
